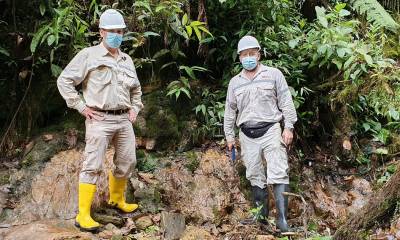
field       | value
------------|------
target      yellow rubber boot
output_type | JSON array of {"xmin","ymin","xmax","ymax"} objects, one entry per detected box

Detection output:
[
  {"xmin": 75, "ymin": 183, "xmax": 100, "ymax": 231},
  {"xmin": 108, "ymin": 172, "xmax": 139, "ymax": 213}
]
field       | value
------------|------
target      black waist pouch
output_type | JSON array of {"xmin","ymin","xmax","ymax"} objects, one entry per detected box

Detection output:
[{"xmin": 240, "ymin": 122, "xmax": 275, "ymax": 139}]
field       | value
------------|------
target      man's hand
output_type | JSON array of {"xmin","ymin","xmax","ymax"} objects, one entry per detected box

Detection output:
[
  {"xmin": 282, "ymin": 128, "xmax": 294, "ymax": 146},
  {"xmin": 82, "ymin": 107, "xmax": 104, "ymax": 121},
  {"xmin": 128, "ymin": 109, "xmax": 137, "ymax": 123},
  {"xmin": 227, "ymin": 141, "xmax": 235, "ymax": 151}
]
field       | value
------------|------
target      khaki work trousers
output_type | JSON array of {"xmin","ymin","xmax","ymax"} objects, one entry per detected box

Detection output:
[
  {"xmin": 80, "ymin": 113, "xmax": 136, "ymax": 184},
  {"xmin": 239, "ymin": 123, "xmax": 289, "ymax": 188}
]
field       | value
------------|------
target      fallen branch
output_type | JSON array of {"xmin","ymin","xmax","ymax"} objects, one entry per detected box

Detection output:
[
  {"xmin": 0, "ymin": 56, "xmax": 35, "ymax": 151},
  {"xmin": 283, "ymin": 191, "xmax": 309, "ymax": 238},
  {"xmin": 333, "ymin": 162, "xmax": 400, "ymax": 239}
]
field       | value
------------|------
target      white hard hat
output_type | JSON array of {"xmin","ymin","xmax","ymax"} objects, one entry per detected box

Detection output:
[
  {"xmin": 99, "ymin": 9, "xmax": 126, "ymax": 29},
  {"xmin": 237, "ymin": 36, "xmax": 261, "ymax": 54}
]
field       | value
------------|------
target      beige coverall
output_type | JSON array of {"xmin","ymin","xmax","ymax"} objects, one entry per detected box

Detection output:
[
  {"xmin": 57, "ymin": 43, "xmax": 143, "ymax": 184},
  {"xmin": 223, "ymin": 64, "xmax": 297, "ymax": 188}
]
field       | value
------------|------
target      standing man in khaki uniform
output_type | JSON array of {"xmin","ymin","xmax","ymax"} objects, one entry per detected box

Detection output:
[
  {"xmin": 57, "ymin": 9, "xmax": 143, "ymax": 232},
  {"xmin": 224, "ymin": 36, "xmax": 297, "ymax": 232}
]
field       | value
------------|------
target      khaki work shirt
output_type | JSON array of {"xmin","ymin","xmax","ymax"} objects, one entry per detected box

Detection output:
[
  {"xmin": 223, "ymin": 64, "xmax": 297, "ymax": 143},
  {"xmin": 57, "ymin": 43, "xmax": 143, "ymax": 114}
]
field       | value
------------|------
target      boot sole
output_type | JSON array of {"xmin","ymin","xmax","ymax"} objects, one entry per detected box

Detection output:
[
  {"xmin": 74, "ymin": 221, "xmax": 100, "ymax": 232},
  {"xmin": 108, "ymin": 202, "xmax": 139, "ymax": 213}
]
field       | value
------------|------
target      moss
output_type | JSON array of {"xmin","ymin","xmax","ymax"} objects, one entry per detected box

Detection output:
[
  {"xmin": 212, "ymin": 205, "xmax": 223, "ymax": 224},
  {"xmin": 133, "ymin": 124, "xmax": 143, "ymax": 136},
  {"xmin": 21, "ymin": 135, "xmax": 66, "ymax": 168},
  {"xmin": 111, "ymin": 235, "xmax": 123, "ymax": 240},
  {"xmin": 0, "ymin": 170, "xmax": 10, "ymax": 185},
  {"xmin": 34, "ymin": 111, "xmax": 85, "ymax": 135},
  {"xmin": 21, "ymin": 154, "xmax": 34, "ymax": 168},
  {"xmin": 388, "ymin": 133, "xmax": 400, "ymax": 154},
  {"xmin": 145, "ymin": 108, "xmax": 180, "ymax": 149},
  {"xmin": 153, "ymin": 187, "xmax": 162, "ymax": 204},
  {"xmin": 164, "ymin": 161, "xmax": 172, "ymax": 168},
  {"xmin": 139, "ymin": 91, "xmax": 182, "ymax": 150},
  {"xmin": 184, "ymin": 151, "xmax": 199, "ymax": 173},
  {"xmin": 186, "ymin": 181, "xmax": 196, "ymax": 191},
  {"xmin": 236, "ymin": 162, "xmax": 251, "ymax": 199},
  {"xmin": 136, "ymin": 152, "xmax": 158, "ymax": 173},
  {"xmin": 136, "ymin": 149, "xmax": 146, "ymax": 159},
  {"xmin": 136, "ymin": 186, "xmax": 163, "ymax": 213},
  {"xmin": 289, "ymin": 174, "xmax": 301, "ymax": 193}
]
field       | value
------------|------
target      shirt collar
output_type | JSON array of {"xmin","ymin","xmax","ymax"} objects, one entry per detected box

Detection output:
[
  {"xmin": 239, "ymin": 63, "xmax": 268, "ymax": 80},
  {"xmin": 99, "ymin": 42, "xmax": 122, "ymax": 59}
]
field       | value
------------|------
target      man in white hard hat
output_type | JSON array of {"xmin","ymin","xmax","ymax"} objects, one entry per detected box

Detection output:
[
  {"xmin": 57, "ymin": 9, "xmax": 143, "ymax": 232},
  {"xmin": 223, "ymin": 36, "xmax": 297, "ymax": 232}
]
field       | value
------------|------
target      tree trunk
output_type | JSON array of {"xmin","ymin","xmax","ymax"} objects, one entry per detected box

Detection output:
[
  {"xmin": 333, "ymin": 163, "xmax": 400, "ymax": 239},
  {"xmin": 197, "ymin": 0, "xmax": 208, "ymax": 57},
  {"xmin": 301, "ymin": 0, "xmax": 329, "ymax": 21}
]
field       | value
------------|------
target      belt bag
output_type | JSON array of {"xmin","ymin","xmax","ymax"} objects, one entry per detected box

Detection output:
[{"xmin": 240, "ymin": 122, "xmax": 275, "ymax": 139}]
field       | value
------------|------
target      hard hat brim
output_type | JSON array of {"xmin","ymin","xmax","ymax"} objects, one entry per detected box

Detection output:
[
  {"xmin": 237, "ymin": 46, "xmax": 261, "ymax": 54},
  {"xmin": 99, "ymin": 24, "xmax": 127, "ymax": 30}
]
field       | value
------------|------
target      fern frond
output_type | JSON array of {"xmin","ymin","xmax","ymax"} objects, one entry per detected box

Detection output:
[
  {"xmin": 351, "ymin": 0, "xmax": 399, "ymax": 32},
  {"xmin": 379, "ymin": 0, "xmax": 400, "ymax": 13}
]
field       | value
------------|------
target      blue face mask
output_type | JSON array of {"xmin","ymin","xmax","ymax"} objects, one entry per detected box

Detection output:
[
  {"xmin": 241, "ymin": 56, "xmax": 258, "ymax": 71},
  {"xmin": 105, "ymin": 32, "xmax": 123, "ymax": 49}
]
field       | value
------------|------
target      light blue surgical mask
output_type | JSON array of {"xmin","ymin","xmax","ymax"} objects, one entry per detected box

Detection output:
[
  {"xmin": 105, "ymin": 32, "xmax": 123, "ymax": 49},
  {"xmin": 241, "ymin": 56, "xmax": 258, "ymax": 71}
]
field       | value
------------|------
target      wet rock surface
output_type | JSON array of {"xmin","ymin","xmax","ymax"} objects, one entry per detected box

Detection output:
[
  {"xmin": 160, "ymin": 211, "xmax": 186, "ymax": 240},
  {"xmin": 0, "ymin": 135, "xmax": 378, "ymax": 239},
  {"xmin": 4, "ymin": 148, "xmax": 117, "ymax": 225},
  {"xmin": 0, "ymin": 219, "xmax": 95, "ymax": 240},
  {"xmin": 155, "ymin": 149, "xmax": 247, "ymax": 224}
]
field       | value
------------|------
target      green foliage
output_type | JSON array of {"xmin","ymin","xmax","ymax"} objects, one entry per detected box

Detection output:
[
  {"xmin": 351, "ymin": 0, "xmax": 399, "ymax": 32},
  {"xmin": 283, "ymin": 3, "xmax": 400, "ymax": 149},
  {"xmin": 182, "ymin": 13, "xmax": 213, "ymax": 41},
  {"xmin": 359, "ymin": 118, "xmax": 390, "ymax": 144},
  {"xmin": 294, "ymin": 4, "xmax": 393, "ymax": 83},
  {"xmin": 308, "ymin": 220, "xmax": 319, "ymax": 232},
  {"xmin": 166, "ymin": 66, "xmax": 208, "ymax": 100},
  {"xmin": 30, "ymin": 0, "xmax": 94, "ymax": 77},
  {"xmin": 30, "ymin": 4, "xmax": 90, "ymax": 53},
  {"xmin": 184, "ymin": 151, "xmax": 200, "ymax": 173},
  {"xmin": 167, "ymin": 76, "xmax": 191, "ymax": 100},
  {"xmin": 144, "ymin": 225, "xmax": 160, "ymax": 234},
  {"xmin": 250, "ymin": 205, "xmax": 265, "ymax": 222},
  {"xmin": 137, "ymin": 152, "xmax": 158, "ymax": 173},
  {"xmin": 304, "ymin": 236, "xmax": 332, "ymax": 240},
  {"xmin": 377, "ymin": 163, "xmax": 397, "ymax": 185},
  {"xmin": 1, "ymin": 0, "xmax": 400, "ymax": 161},
  {"xmin": 193, "ymin": 89, "xmax": 225, "ymax": 140},
  {"xmin": 379, "ymin": 0, "xmax": 400, "ymax": 12}
]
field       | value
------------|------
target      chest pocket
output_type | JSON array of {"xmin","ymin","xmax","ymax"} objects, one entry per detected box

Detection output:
[
  {"xmin": 87, "ymin": 61, "xmax": 114, "ymax": 87},
  {"xmin": 121, "ymin": 68, "xmax": 137, "ymax": 89},
  {"xmin": 234, "ymin": 87, "xmax": 250, "ymax": 110},
  {"xmin": 256, "ymin": 83, "xmax": 276, "ymax": 102}
]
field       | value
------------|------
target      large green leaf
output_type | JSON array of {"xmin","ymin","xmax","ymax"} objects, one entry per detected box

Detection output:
[
  {"xmin": 351, "ymin": 0, "xmax": 399, "ymax": 32},
  {"xmin": 30, "ymin": 25, "xmax": 49, "ymax": 53}
]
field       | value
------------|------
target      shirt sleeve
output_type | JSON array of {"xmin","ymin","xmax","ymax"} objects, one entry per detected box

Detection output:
[
  {"xmin": 56, "ymin": 49, "xmax": 89, "ymax": 113},
  {"xmin": 223, "ymin": 81, "xmax": 237, "ymax": 143},
  {"xmin": 275, "ymin": 69, "xmax": 297, "ymax": 129},
  {"xmin": 127, "ymin": 57, "xmax": 144, "ymax": 114}
]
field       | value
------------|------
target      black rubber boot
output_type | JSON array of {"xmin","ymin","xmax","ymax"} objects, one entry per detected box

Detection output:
[
  {"xmin": 273, "ymin": 184, "xmax": 289, "ymax": 232},
  {"xmin": 252, "ymin": 185, "xmax": 269, "ymax": 223}
]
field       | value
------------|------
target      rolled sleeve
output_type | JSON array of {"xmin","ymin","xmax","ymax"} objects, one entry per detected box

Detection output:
[
  {"xmin": 130, "ymin": 84, "xmax": 143, "ymax": 114},
  {"xmin": 276, "ymin": 70, "xmax": 297, "ymax": 129},
  {"xmin": 57, "ymin": 49, "xmax": 89, "ymax": 113}
]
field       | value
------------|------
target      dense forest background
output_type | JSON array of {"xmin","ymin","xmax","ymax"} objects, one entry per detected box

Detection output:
[
  {"xmin": 1, "ymin": 0, "xmax": 400, "ymax": 158},
  {"xmin": 0, "ymin": 0, "xmax": 400, "ymax": 239}
]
